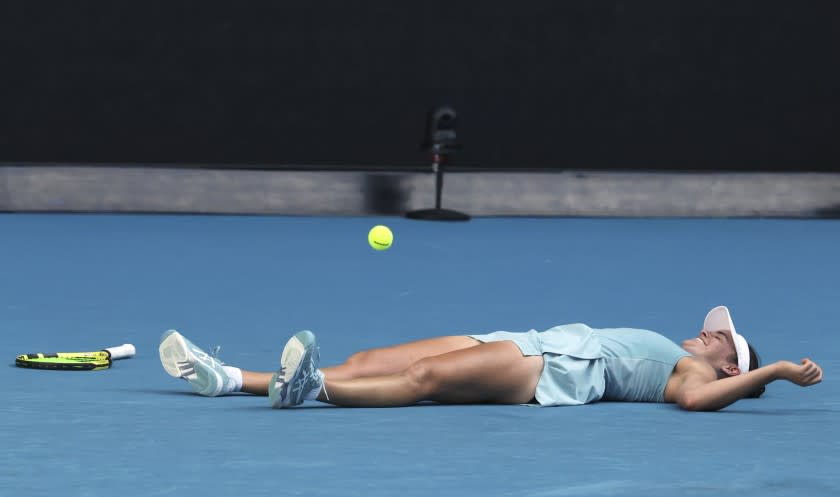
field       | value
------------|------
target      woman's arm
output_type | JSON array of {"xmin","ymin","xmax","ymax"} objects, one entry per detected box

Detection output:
[{"xmin": 671, "ymin": 358, "xmax": 823, "ymax": 412}]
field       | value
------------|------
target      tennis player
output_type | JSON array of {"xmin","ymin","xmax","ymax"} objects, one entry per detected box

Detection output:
[{"xmin": 159, "ymin": 306, "xmax": 823, "ymax": 411}]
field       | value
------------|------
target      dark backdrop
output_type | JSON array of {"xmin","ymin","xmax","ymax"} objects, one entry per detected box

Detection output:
[{"xmin": 1, "ymin": 1, "xmax": 838, "ymax": 171}]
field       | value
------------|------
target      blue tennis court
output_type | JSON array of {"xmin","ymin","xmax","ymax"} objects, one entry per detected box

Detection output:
[{"xmin": 1, "ymin": 213, "xmax": 837, "ymax": 496}]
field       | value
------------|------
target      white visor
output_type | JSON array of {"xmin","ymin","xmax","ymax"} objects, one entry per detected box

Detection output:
[{"xmin": 703, "ymin": 306, "xmax": 751, "ymax": 375}]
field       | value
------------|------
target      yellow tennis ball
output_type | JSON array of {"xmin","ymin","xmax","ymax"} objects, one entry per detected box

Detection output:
[{"xmin": 368, "ymin": 225, "xmax": 393, "ymax": 251}]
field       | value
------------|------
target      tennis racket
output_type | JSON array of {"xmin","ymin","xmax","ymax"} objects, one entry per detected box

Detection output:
[{"xmin": 15, "ymin": 343, "xmax": 136, "ymax": 371}]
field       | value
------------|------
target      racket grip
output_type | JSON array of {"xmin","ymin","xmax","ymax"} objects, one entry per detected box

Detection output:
[{"xmin": 105, "ymin": 344, "xmax": 136, "ymax": 360}]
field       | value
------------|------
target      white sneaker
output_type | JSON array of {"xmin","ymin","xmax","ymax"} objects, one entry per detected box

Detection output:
[
  {"xmin": 269, "ymin": 330, "xmax": 323, "ymax": 408},
  {"xmin": 159, "ymin": 330, "xmax": 235, "ymax": 397}
]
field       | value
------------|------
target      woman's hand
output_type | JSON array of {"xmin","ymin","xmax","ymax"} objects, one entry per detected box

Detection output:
[{"xmin": 776, "ymin": 358, "xmax": 823, "ymax": 387}]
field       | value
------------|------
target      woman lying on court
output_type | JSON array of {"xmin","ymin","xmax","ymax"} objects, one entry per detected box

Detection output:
[{"xmin": 159, "ymin": 306, "xmax": 823, "ymax": 411}]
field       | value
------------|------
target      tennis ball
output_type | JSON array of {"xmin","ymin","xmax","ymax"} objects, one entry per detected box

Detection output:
[{"xmin": 368, "ymin": 225, "xmax": 393, "ymax": 251}]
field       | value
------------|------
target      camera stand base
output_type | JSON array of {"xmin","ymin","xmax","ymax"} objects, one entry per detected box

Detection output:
[{"xmin": 405, "ymin": 208, "xmax": 470, "ymax": 221}]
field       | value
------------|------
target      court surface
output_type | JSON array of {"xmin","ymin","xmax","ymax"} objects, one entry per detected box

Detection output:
[{"xmin": 1, "ymin": 213, "xmax": 838, "ymax": 497}]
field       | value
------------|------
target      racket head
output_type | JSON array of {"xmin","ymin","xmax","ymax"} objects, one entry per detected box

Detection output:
[{"xmin": 15, "ymin": 352, "xmax": 112, "ymax": 371}]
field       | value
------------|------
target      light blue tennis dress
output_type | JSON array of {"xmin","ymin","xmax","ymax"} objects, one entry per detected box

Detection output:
[{"xmin": 468, "ymin": 324, "xmax": 691, "ymax": 406}]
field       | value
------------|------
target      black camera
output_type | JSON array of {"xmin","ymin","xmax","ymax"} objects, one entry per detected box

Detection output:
[{"xmin": 423, "ymin": 106, "xmax": 460, "ymax": 154}]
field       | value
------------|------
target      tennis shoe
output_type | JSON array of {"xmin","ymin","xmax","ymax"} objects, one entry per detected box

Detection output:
[
  {"xmin": 269, "ymin": 330, "xmax": 324, "ymax": 408},
  {"xmin": 159, "ymin": 330, "xmax": 235, "ymax": 397}
]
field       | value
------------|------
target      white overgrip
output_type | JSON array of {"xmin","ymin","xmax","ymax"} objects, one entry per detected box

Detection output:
[{"xmin": 104, "ymin": 344, "xmax": 136, "ymax": 360}]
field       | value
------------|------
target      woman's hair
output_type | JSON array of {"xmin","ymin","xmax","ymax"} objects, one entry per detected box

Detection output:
[{"xmin": 744, "ymin": 343, "xmax": 765, "ymax": 398}]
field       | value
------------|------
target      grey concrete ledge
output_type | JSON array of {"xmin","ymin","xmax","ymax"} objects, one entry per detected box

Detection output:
[{"xmin": 1, "ymin": 164, "xmax": 839, "ymax": 218}]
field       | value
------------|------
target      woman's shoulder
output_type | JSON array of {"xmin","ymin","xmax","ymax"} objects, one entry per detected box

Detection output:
[
  {"xmin": 672, "ymin": 356, "xmax": 716, "ymax": 379},
  {"xmin": 663, "ymin": 357, "xmax": 718, "ymax": 403}
]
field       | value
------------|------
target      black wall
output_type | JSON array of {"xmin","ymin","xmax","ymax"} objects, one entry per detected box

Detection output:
[{"xmin": 1, "ymin": 1, "xmax": 838, "ymax": 171}]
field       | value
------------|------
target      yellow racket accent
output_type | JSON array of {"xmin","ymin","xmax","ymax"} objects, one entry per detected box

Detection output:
[
  {"xmin": 15, "ymin": 351, "xmax": 112, "ymax": 371},
  {"xmin": 14, "ymin": 344, "xmax": 134, "ymax": 371}
]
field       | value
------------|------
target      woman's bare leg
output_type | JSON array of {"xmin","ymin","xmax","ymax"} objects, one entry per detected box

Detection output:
[
  {"xmin": 241, "ymin": 371, "xmax": 274, "ymax": 395},
  {"xmin": 322, "ymin": 335, "xmax": 479, "ymax": 380},
  {"xmin": 317, "ymin": 341, "xmax": 544, "ymax": 407},
  {"xmin": 240, "ymin": 335, "xmax": 480, "ymax": 395}
]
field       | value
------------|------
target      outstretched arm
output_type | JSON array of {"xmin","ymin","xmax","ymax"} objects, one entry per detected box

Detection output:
[{"xmin": 671, "ymin": 358, "xmax": 823, "ymax": 412}]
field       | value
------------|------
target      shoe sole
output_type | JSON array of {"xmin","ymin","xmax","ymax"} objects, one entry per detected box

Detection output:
[
  {"xmin": 269, "ymin": 331, "xmax": 315, "ymax": 408},
  {"xmin": 159, "ymin": 330, "xmax": 189, "ymax": 378},
  {"xmin": 159, "ymin": 330, "xmax": 223, "ymax": 396}
]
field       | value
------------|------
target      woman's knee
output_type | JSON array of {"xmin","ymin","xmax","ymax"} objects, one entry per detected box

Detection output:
[
  {"xmin": 340, "ymin": 350, "xmax": 375, "ymax": 375},
  {"xmin": 344, "ymin": 350, "xmax": 368, "ymax": 367},
  {"xmin": 402, "ymin": 359, "xmax": 436, "ymax": 398}
]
